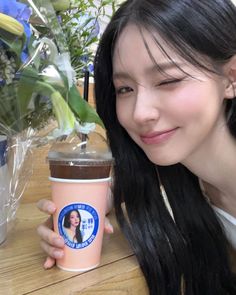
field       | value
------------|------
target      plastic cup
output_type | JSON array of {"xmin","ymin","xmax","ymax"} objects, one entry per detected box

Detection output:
[{"xmin": 48, "ymin": 133, "xmax": 113, "ymax": 271}]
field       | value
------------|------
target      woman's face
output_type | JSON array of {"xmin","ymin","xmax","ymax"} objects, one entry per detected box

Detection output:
[
  {"xmin": 69, "ymin": 211, "xmax": 80, "ymax": 227},
  {"xmin": 113, "ymin": 24, "xmax": 230, "ymax": 166}
]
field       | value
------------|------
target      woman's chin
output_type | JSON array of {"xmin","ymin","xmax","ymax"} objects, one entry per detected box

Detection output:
[{"xmin": 146, "ymin": 154, "xmax": 180, "ymax": 166}]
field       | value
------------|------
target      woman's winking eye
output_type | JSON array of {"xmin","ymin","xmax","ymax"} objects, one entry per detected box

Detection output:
[{"xmin": 157, "ymin": 77, "xmax": 185, "ymax": 87}]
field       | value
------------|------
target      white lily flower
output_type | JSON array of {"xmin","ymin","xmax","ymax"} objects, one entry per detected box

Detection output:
[
  {"xmin": 54, "ymin": 52, "xmax": 76, "ymax": 88},
  {"xmin": 40, "ymin": 64, "xmax": 65, "ymax": 88},
  {"xmin": 75, "ymin": 121, "xmax": 96, "ymax": 135},
  {"xmin": 0, "ymin": 13, "xmax": 24, "ymax": 36}
]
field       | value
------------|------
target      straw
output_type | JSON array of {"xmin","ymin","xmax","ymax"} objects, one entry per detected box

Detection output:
[{"xmin": 81, "ymin": 70, "xmax": 90, "ymax": 150}]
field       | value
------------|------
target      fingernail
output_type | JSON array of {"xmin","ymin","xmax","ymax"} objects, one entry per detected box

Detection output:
[
  {"xmin": 55, "ymin": 237, "xmax": 64, "ymax": 247},
  {"xmin": 54, "ymin": 250, "xmax": 64, "ymax": 259},
  {"xmin": 44, "ymin": 261, "xmax": 51, "ymax": 269},
  {"xmin": 107, "ymin": 224, "xmax": 114, "ymax": 234},
  {"xmin": 48, "ymin": 204, "xmax": 56, "ymax": 212},
  {"xmin": 43, "ymin": 257, "xmax": 55, "ymax": 270}
]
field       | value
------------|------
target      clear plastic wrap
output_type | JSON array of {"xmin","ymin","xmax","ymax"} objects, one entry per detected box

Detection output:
[{"xmin": 0, "ymin": 0, "xmax": 103, "ymax": 242}]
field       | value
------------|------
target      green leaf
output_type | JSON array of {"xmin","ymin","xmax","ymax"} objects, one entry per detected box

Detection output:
[
  {"xmin": 50, "ymin": 90, "xmax": 75, "ymax": 133},
  {"xmin": 0, "ymin": 30, "xmax": 25, "ymax": 59},
  {"xmin": 28, "ymin": 35, "xmax": 41, "ymax": 69},
  {"xmin": 0, "ymin": 82, "xmax": 20, "ymax": 132},
  {"xmin": 101, "ymin": 0, "xmax": 113, "ymax": 7},
  {"xmin": 68, "ymin": 84, "xmax": 104, "ymax": 128},
  {"xmin": 17, "ymin": 67, "xmax": 40, "ymax": 115}
]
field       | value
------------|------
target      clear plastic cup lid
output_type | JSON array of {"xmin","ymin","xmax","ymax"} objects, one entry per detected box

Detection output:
[{"xmin": 48, "ymin": 132, "xmax": 113, "ymax": 166}]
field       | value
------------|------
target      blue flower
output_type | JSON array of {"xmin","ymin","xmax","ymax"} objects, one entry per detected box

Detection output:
[
  {"xmin": 0, "ymin": 0, "xmax": 32, "ymax": 62},
  {"xmin": 87, "ymin": 63, "xmax": 94, "ymax": 74},
  {"xmin": 80, "ymin": 55, "xmax": 89, "ymax": 64},
  {"xmin": 0, "ymin": 0, "xmax": 31, "ymax": 22},
  {"xmin": 80, "ymin": 56, "xmax": 94, "ymax": 74}
]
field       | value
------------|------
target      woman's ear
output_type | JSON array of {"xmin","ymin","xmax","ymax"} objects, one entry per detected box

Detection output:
[{"xmin": 223, "ymin": 55, "xmax": 236, "ymax": 99}]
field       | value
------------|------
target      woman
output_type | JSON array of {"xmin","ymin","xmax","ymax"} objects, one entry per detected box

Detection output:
[
  {"xmin": 38, "ymin": 1, "xmax": 236, "ymax": 294},
  {"xmin": 63, "ymin": 210, "xmax": 82, "ymax": 244}
]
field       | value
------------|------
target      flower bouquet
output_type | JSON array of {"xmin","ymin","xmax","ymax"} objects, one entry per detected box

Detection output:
[
  {"xmin": 0, "ymin": 0, "xmax": 103, "ymax": 243},
  {"xmin": 57, "ymin": 0, "xmax": 118, "ymax": 80}
]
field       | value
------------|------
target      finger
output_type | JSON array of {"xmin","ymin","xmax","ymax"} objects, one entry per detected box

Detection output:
[
  {"xmin": 37, "ymin": 199, "xmax": 56, "ymax": 214},
  {"xmin": 40, "ymin": 240, "xmax": 64, "ymax": 260},
  {"xmin": 104, "ymin": 216, "xmax": 113, "ymax": 234},
  {"xmin": 44, "ymin": 216, "xmax": 53, "ymax": 229},
  {"xmin": 43, "ymin": 256, "xmax": 56, "ymax": 269},
  {"xmin": 37, "ymin": 221, "xmax": 64, "ymax": 248}
]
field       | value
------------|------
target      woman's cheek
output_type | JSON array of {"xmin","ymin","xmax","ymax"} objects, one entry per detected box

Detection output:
[
  {"xmin": 166, "ymin": 86, "xmax": 206, "ymax": 120},
  {"xmin": 116, "ymin": 101, "xmax": 129, "ymax": 127}
]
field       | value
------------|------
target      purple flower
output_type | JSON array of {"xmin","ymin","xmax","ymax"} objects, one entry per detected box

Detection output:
[
  {"xmin": 57, "ymin": 15, "xmax": 62, "ymax": 24},
  {"xmin": 81, "ymin": 63, "xmax": 94, "ymax": 75},
  {"xmin": 0, "ymin": 0, "xmax": 31, "ymax": 22},
  {"xmin": 80, "ymin": 56, "xmax": 94, "ymax": 74},
  {"xmin": 0, "ymin": 0, "xmax": 32, "ymax": 62},
  {"xmin": 80, "ymin": 55, "xmax": 89, "ymax": 64},
  {"xmin": 87, "ymin": 63, "xmax": 94, "ymax": 74}
]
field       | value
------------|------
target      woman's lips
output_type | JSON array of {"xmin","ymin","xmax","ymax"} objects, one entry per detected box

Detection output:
[{"xmin": 140, "ymin": 128, "xmax": 178, "ymax": 144}]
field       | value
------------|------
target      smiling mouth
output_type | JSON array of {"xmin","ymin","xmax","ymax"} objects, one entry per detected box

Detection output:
[{"xmin": 140, "ymin": 128, "xmax": 179, "ymax": 144}]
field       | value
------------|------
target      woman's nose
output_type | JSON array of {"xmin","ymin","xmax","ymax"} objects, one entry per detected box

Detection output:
[{"xmin": 132, "ymin": 88, "xmax": 160, "ymax": 124}]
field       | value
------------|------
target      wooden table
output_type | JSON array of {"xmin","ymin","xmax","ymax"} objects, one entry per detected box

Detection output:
[{"xmin": 0, "ymin": 146, "xmax": 148, "ymax": 295}]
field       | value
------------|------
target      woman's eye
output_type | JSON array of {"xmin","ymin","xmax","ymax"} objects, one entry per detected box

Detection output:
[
  {"xmin": 116, "ymin": 86, "xmax": 133, "ymax": 95},
  {"xmin": 158, "ymin": 78, "xmax": 183, "ymax": 87}
]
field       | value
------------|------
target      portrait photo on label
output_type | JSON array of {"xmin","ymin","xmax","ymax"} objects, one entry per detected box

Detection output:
[{"xmin": 58, "ymin": 203, "xmax": 99, "ymax": 249}]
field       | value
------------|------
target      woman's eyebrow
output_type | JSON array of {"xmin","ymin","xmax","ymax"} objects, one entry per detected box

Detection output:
[
  {"xmin": 113, "ymin": 71, "xmax": 131, "ymax": 80},
  {"xmin": 145, "ymin": 62, "xmax": 185, "ymax": 75},
  {"xmin": 113, "ymin": 62, "xmax": 185, "ymax": 80}
]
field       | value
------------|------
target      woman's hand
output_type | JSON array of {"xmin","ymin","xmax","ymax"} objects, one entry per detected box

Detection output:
[
  {"xmin": 37, "ymin": 189, "xmax": 114, "ymax": 269},
  {"xmin": 37, "ymin": 199, "xmax": 64, "ymax": 269}
]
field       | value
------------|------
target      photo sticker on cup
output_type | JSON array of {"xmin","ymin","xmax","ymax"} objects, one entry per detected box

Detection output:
[{"xmin": 58, "ymin": 203, "xmax": 99, "ymax": 249}]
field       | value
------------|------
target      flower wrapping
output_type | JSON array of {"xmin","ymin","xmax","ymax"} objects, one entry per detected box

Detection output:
[{"xmin": 0, "ymin": 0, "xmax": 103, "ymax": 226}]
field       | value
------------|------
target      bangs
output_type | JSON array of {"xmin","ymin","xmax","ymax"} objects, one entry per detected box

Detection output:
[{"xmin": 139, "ymin": 22, "xmax": 223, "ymax": 78}]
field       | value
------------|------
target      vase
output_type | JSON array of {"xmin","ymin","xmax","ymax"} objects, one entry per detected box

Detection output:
[
  {"xmin": 0, "ymin": 135, "xmax": 9, "ymax": 244},
  {"xmin": 0, "ymin": 130, "xmax": 34, "ymax": 245}
]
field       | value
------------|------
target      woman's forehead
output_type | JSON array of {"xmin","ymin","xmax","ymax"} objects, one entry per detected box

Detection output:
[
  {"xmin": 114, "ymin": 24, "xmax": 183, "ymax": 66},
  {"xmin": 113, "ymin": 24, "xmax": 191, "ymax": 77}
]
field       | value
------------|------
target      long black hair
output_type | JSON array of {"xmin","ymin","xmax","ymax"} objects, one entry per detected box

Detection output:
[
  {"xmin": 63, "ymin": 210, "xmax": 82, "ymax": 243},
  {"xmin": 94, "ymin": 0, "xmax": 236, "ymax": 294}
]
